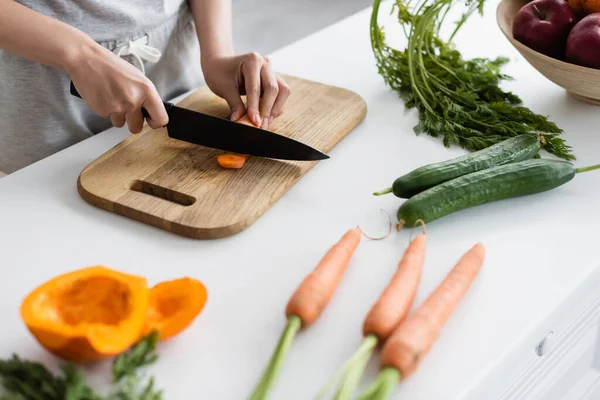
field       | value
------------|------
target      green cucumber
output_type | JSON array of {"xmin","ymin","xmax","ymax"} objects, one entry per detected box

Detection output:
[
  {"xmin": 374, "ymin": 134, "xmax": 541, "ymax": 198},
  {"xmin": 397, "ymin": 159, "xmax": 600, "ymax": 228}
]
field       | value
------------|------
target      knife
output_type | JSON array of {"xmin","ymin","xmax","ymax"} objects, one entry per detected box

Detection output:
[{"xmin": 69, "ymin": 82, "xmax": 329, "ymax": 161}]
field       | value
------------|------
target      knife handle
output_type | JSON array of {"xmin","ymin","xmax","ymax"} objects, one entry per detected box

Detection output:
[{"xmin": 69, "ymin": 81, "xmax": 171, "ymax": 120}]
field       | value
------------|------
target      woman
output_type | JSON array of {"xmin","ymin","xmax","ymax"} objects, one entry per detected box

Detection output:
[{"xmin": 0, "ymin": 0, "xmax": 290, "ymax": 175}]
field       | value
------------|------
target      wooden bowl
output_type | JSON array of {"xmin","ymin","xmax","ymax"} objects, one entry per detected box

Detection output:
[{"xmin": 497, "ymin": 0, "xmax": 600, "ymax": 105}]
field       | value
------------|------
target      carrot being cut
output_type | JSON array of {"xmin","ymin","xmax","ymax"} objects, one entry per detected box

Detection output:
[
  {"xmin": 249, "ymin": 228, "xmax": 362, "ymax": 400},
  {"xmin": 217, "ymin": 154, "xmax": 247, "ymax": 169},
  {"xmin": 358, "ymin": 243, "xmax": 486, "ymax": 400},
  {"xmin": 317, "ymin": 233, "xmax": 426, "ymax": 400},
  {"xmin": 235, "ymin": 113, "xmax": 255, "ymax": 127},
  {"xmin": 217, "ymin": 114, "xmax": 255, "ymax": 169}
]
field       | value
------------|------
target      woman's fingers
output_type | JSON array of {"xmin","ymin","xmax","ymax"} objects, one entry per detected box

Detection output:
[
  {"xmin": 120, "ymin": 81, "xmax": 168, "ymax": 133},
  {"xmin": 142, "ymin": 86, "xmax": 169, "ymax": 129},
  {"xmin": 239, "ymin": 53, "xmax": 292, "ymax": 129},
  {"xmin": 218, "ymin": 84, "xmax": 246, "ymax": 122},
  {"xmin": 270, "ymin": 75, "xmax": 291, "ymax": 119},
  {"xmin": 126, "ymin": 104, "xmax": 145, "ymax": 134},
  {"xmin": 242, "ymin": 53, "xmax": 263, "ymax": 127},
  {"xmin": 259, "ymin": 61, "xmax": 279, "ymax": 128},
  {"xmin": 69, "ymin": 45, "xmax": 172, "ymax": 134},
  {"xmin": 110, "ymin": 112, "xmax": 126, "ymax": 128}
]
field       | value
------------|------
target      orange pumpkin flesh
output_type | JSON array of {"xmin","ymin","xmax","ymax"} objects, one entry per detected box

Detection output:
[
  {"xmin": 144, "ymin": 277, "xmax": 207, "ymax": 341},
  {"xmin": 20, "ymin": 266, "xmax": 149, "ymax": 363}
]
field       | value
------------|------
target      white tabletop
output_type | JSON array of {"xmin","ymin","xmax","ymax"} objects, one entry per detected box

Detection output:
[{"xmin": 2, "ymin": 2, "xmax": 600, "ymax": 399}]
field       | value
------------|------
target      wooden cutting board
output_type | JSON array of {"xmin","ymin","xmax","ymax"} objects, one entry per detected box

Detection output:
[{"xmin": 77, "ymin": 75, "xmax": 367, "ymax": 239}]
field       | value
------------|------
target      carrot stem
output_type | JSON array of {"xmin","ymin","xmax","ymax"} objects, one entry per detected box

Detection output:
[
  {"xmin": 316, "ymin": 334, "xmax": 379, "ymax": 400},
  {"xmin": 373, "ymin": 188, "xmax": 393, "ymax": 196},
  {"xmin": 395, "ymin": 220, "xmax": 405, "ymax": 233},
  {"xmin": 359, "ymin": 210, "xmax": 393, "ymax": 241},
  {"xmin": 249, "ymin": 315, "xmax": 302, "ymax": 400},
  {"xmin": 333, "ymin": 348, "xmax": 372, "ymax": 400},
  {"xmin": 576, "ymin": 163, "xmax": 600, "ymax": 174},
  {"xmin": 409, "ymin": 219, "xmax": 427, "ymax": 243},
  {"xmin": 358, "ymin": 367, "xmax": 401, "ymax": 400}
]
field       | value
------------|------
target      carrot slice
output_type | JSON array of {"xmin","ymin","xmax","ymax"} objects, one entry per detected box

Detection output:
[
  {"xmin": 217, "ymin": 154, "xmax": 246, "ymax": 169},
  {"xmin": 317, "ymin": 233, "xmax": 426, "ymax": 400},
  {"xmin": 216, "ymin": 113, "xmax": 255, "ymax": 169},
  {"xmin": 249, "ymin": 228, "xmax": 362, "ymax": 400},
  {"xmin": 236, "ymin": 113, "xmax": 255, "ymax": 126}
]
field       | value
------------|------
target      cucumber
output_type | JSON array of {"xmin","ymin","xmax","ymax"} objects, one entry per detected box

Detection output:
[
  {"xmin": 397, "ymin": 159, "xmax": 576, "ymax": 227},
  {"xmin": 375, "ymin": 134, "xmax": 541, "ymax": 198}
]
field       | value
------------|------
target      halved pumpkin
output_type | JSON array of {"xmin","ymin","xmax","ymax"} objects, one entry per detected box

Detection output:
[
  {"xmin": 20, "ymin": 266, "xmax": 149, "ymax": 363},
  {"xmin": 143, "ymin": 277, "xmax": 207, "ymax": 341}
]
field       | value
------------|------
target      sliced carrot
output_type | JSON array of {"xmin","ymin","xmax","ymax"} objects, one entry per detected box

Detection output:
[
  {"xmin": 236, "ymin": 113, "xmax": 255, "ymax": 126},
  {"xmin": 216, "ymin": 114, "xmax": 256, "ymax": 169},
  {"xmin": 286, "ymin": 227, "xmax": 362, "ymax": 327},
  {"xmin": 217, "ymin": 154, "xmax": 246, "ymax": 169},
  {"xmin": 380, "ymin": 242, "xmax": 485, "ymax": 378}
]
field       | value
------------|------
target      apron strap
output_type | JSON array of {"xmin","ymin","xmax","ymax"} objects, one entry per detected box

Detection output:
[{"xmin": 113, "ymin": 35, "xmax": 162, "ymax": 75}]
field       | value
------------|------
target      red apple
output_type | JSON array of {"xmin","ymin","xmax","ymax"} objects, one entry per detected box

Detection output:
[
  {"xmin": 512, "ymin": 0, "xmax": 577, "ymax": 59},
  {"xmin": 565, "ymin": 13, "xmax": 600, "ymax": 68}
]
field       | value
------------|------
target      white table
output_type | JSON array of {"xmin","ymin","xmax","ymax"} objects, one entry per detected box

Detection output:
[{"xmin": 3, "ymin": 2, "xmax": 600, "ymax": 399}]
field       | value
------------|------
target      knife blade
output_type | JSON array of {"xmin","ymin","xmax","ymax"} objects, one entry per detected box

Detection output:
[{"xmin": 69, "ymin": 82, "xmax": 329, "ymax": 161}]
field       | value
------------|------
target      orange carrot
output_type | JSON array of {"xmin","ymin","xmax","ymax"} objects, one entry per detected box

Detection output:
[
  {"xmin": 217, "ymin": 114, "xmax": 255, "ymax": 169},
  {"xmin": 250, "ymin": 228, "xmax": 362, "ymax": 400},
  {"xmin": 286, "ymin": 227, "xmax": 362, "ymax": 326},
  {"xmin": 363, "ymin": 233, "xmax": 426, "ymax": 341},
  {"xmin": 357, "ymin": 243, "xmax": 485, "ymax": 400},
  {"xmin": 217, "ymin": 154, "xmax": 247, "ymax": 169},
  {"xmin": 236, "ymin": 113, "xmax": 255, "ymax": 126},
  {"xmin": 317, "ymin": 232, "xmax": 426, "ymax": 400},
  {"xmin": 380, "ymin": 242, "xmax": 485, "ymax": 378}
]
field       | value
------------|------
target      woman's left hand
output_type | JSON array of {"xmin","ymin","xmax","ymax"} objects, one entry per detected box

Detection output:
[{"xmin": 201, "ymin": 52, "xmax": 291, "ymax": 130}]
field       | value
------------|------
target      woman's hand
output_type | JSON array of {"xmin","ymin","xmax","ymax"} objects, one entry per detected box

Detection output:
[
  {"xmin": 201, "ymin": 52, "xmax": 291, "ymax": 129},
  {"xmin": 188, "ymin": 0, "xmax": 289, "ymax": 129},
  {"xmin": 0, "ymin": 1, "xmax": 168, "ymax": 134},
  {"xmin": 68, "ymin": 44, "xmax": 169, "ymax": 133}
]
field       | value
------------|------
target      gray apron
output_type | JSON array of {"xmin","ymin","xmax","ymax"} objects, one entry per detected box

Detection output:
[{"xmin": 0, "ymin": 1, "xmax": 204, "ymax": 174}]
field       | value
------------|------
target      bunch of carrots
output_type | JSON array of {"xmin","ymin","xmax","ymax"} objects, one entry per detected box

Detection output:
[{"xmin": 248, "ymin": 224, "xmax": 486, "ymax": 399}]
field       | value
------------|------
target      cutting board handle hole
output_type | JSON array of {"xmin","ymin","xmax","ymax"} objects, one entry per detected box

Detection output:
[{"xmin": 130, "ymin": 180, "xmax": 196, "ymax": 206}]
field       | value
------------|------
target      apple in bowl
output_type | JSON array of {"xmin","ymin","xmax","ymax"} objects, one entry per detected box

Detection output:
[
  {"xmin": 565, "ymin": 13, "xmax": 600, "ymax": 68},
  {"xmin": 512, "ymin": 0, "xmax": 577, "ymax": 59}
]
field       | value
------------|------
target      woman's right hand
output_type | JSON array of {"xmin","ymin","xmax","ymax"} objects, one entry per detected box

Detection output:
[
  {"xmin": 0, "ymin": 1, "xmax": 167, "ymax": 133},
  {"xmin": 68, "ymin": 44, "xmax": 168, "ymax": 133}
]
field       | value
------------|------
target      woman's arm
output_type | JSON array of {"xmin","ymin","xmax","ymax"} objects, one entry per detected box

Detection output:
[
  {"xmin": 0, "ymin": 0, "xmax": 93, "ymax": 72},
  {"xmin": 0, "ymin": 0, "xmax": 168, "ymax": 132},
  {"xmin": 189, "ymin": 0, "xmax": 290, "ymax": 128},
  {"xmin": 189, "ymin": 0, "xmax": 234, "ymax": 63}
]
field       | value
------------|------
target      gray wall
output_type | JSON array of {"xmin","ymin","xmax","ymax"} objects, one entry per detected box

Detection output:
[{"xmin": 232, "ymin": 0, "xmax": 372, "ymax": 55}]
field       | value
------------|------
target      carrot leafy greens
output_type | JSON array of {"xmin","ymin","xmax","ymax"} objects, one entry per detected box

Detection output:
[
  {"xmin": 0, "ymin": 332, "xmax": 162, "ymax": 400},
  {"xmin": 370, "ymin": 0, "xmax": 575, "ymax": 160}
]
